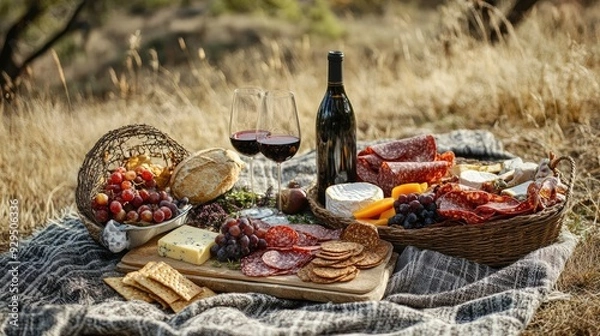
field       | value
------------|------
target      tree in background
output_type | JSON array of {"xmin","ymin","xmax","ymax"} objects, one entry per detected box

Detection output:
[{"xmin": 0, "ymin": 0, "xmax": 90, "ymax": 102}]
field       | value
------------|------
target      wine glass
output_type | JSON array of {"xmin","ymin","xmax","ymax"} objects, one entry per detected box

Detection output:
[
  {"xmin": 256, "ymin": 90, "xmax": 302, "ymax": 214},
  {"xmin": 229, "ymin": 87, "xmax": 274, "ymax": 218}
]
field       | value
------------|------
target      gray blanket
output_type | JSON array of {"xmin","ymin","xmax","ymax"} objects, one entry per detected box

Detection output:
[{"xmin": 0, "ymin": 130, "xmax": 577, "ymax": 336}]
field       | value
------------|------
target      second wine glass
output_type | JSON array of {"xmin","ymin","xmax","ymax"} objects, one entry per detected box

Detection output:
[
  {"xmin": 229, "ymin": 87, "xmax": 274, "ymax": 218},
  {"xmin": 256, "ymin": 90, "xmax": 302, "ymax": 214}
]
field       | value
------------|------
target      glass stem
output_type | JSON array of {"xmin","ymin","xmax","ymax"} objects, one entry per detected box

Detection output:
[
  {"xmin": 277, "ymin": 163, "xmax": 282, "ymax": 213},
  {"xmin": 249, "ymin": 156, "xmax": 255, "ymax": 208}
]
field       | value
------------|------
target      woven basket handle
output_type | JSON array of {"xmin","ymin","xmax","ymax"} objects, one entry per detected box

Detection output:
[{"xmin": 549, "ymin": 155, "xmax": 576, "ymax": 202}]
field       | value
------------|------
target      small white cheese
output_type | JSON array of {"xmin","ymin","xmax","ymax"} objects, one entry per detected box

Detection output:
[
  {"xmin": 157, "ymin": 225, "xmax": 218, "ymax": 265},
  {"xmin": 459, "ymin": 170, "xmax": 499, "ymax": 189},
  {"xmin": 325, "ymin": 182, "xmax": 384, "ymax": 218},
  {"xmin": 501, "ymin": 181, "xmax": 533, "ymax": 200}
]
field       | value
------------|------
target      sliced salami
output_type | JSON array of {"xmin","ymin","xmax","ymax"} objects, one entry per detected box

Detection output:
[
  {"xmin": 261, "ymin": 250, "xmax": 313, "ymax": 271},
  {"xmin": 435, "ymin": 186, "xmax": 534, "ymax": 224},
  {"xmin": 377, "ymin": 161, "xmax": 451, "ymax": 196},
  {"xmin": 265, "ymin": 225, "xmax": 299, "ymax": 248},
  {"xmin": 286, "ymin": 224, "xmax": 342, "ymax": 242},
  {"xmin": 296, "ymin": 231, "xmax": 319, "ymax": 246},
  {"xmin": 241, "ymin": 250, "xmax": 279, "ymax": 277}
]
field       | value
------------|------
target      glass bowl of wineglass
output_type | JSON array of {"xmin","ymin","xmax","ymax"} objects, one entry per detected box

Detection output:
[
  {"xmin": 229, "ymin": 87, "xmax": 275, "ymax": 218},
  {"xmin": 256, "ymin": 89, "xmax": 302, "ymax": 215}
]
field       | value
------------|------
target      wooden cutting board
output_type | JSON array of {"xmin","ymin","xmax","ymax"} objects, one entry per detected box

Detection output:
[{"xmin": 116, "ymin": 237, "xmax": 398, "ymax": 303}]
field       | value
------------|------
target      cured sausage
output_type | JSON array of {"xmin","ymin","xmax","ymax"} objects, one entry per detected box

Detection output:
[
  {"xmin": 356, "ymin": 135, "xmax": 455, "ymax": 196},
  {"xmin": 358, "ymin": 134, "xmax": 438, "ymax": 162},
  {"xmin": 265, "ymin": 225, "xmax": 299, "ymax": 248},
  {"xmin": 357, "ymin": 157, "xmax": 379, "ymax": 184},
  {"xmin": 261, "ymin": 250, "xmax": 313, "ymax": 271},
  {"xmin": 241, "ymin": 250, "xmax": 278, "ymax": 277},
  {"xmin": 377, "ymin": 161, "xmax": 451, "ymax": 196},
  {"xmin": 286, "ymin": 224, "xmax": 342, "ymax": 241}
]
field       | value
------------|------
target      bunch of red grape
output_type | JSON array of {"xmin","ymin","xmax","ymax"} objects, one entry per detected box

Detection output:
[
  {"xmin": 210, "ymin": 217, "xmax": 268, "ymax": 262},
  {"xmin": 91, "ymin": 166, "xmax": 188, "ymax": 225},
  {"xmin": 388, "ymin": 192, "xmax": 440, "ymax": 229}
]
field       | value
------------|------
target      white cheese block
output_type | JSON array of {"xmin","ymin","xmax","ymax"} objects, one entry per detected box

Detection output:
[
  {"xmin": 325, "ymin": 182, "xmax": 384, "ymax": 218},
  {"xmin": 459, "ymin": 170, "xmax": 499, "ymax": 190},
  {"xmin": 501, "ymin": 181, "xmax": 533, "ymax": 200},
  {"xmin": 157, "ymin": 225, "xmax": 218, "ymax": 265}
]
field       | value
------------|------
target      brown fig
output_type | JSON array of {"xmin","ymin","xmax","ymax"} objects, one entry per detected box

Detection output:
[{"xmin": 278, "ymin": 188, "xmax": 308, "ymax": 214}]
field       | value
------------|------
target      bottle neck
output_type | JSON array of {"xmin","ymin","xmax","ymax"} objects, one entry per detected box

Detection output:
[{"xmin": 327, "ymin": 60, "xmax": 343, "ymax": 86}]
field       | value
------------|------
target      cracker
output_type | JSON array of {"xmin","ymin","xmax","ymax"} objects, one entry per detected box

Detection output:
[
  {"xmin": 169, "ymin": 287, "xmax": 217, "ymax": 313},
  {"xmin": 329, "ymin": 254, "xmax": 366, "ymax": 268},
  {"xmin": 340, "ymin": 222, "xmax": 379, "ymax": 249},
  {"xmin": 308, "ymin": 268, "xmax": 354, "ymax": 284},
  {"xmin": 355, "ymin": 240, "xmax": 391, "ymax": 269},
  {"xmin": 149, "ymin": 292, "xmax": 169, "ymax": 309},
  {"xmin": 312, "ymin": 256, "xmax": 350, "ymax": 267},
  {"xmin": 336, "ymin": 269, "xmax": 360, "ymax": 282},
  {"xmin": 127, "ymin": 271, "xmax": 181, "ymax": 304},
  {"xmin": 320, "ymin": 240, "xmax": 363, "ymax": 254},
  {"xmin": 146, "ymin": 261, "xmax": 203, "ymax": 301},
  {"xmin": 103, "ymin": 277, "xmax": 154, "ymax": 303},
  {"xmin": 315, "ymin": 250, "xmax": 353, "ymax": 261},
  {"xmin": 296, "ymin": 263, "xmax": 314, "ymax": 282},
  {"xmin": 312, "ymin": 265, "xmax": 356, "ymax": 279},
  {"xmin": 122, "ymin": 272, "xmax": 150, "ymax": 292}
]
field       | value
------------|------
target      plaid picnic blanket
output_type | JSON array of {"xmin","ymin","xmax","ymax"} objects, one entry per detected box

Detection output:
[{"xmin": 0, "ymin": 130, "xmax": 577, "ymax": 336}]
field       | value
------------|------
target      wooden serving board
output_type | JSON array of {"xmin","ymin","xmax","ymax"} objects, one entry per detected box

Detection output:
[{"xmin": 116, "ymin": 237, "xmax": 398, "ymax": 303}]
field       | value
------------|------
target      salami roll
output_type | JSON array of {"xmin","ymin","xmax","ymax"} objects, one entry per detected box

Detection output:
[
  {"xmin": 261, "ymin": 250, "xmax": 313, "ymax": 271},
  {"xmin": 265, "ymin": 225, "xmax": 299, "ymax": 248},
  {"xmin": 377, "ymin": 161, "xmax": 451, "ymax": 196},
  {"xmin": 358, "ymin": 135, "xmax": 437, "ymax": 162}
]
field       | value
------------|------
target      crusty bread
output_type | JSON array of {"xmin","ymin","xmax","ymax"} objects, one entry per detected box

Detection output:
[{"xmin": 169, "ymin": 148, "xmax": 245, "ymax": 204}]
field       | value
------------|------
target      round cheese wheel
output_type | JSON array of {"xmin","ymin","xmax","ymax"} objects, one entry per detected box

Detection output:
[
  {"xmin": 169, "ymin": 148, "xmax": 245, "ymax": 204},
  {"xmin": 325, "ymin": 182, "xmax": 384, "ymax": 218}
]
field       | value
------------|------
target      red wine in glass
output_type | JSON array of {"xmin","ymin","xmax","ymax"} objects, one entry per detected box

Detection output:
[
  {"xmin": 229, "ymin": 88, "xmax": 275, "ymax": 218},
  {"xmin": 257, "ymin": 90, "xmax": 302, "ymax": 214},
  {"xmin": 257, "ymin": 135, "xmax": 301, "ymax": 163},
  {"xmin": 229, "ymin": 130, "xmax": 270, "ymax": 156}
]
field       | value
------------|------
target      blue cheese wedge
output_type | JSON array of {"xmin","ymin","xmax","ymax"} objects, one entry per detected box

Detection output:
[
  {"xmin": 158, "ymin": 225, "xmax": 218, "ymax": 265},
  {"xmin": 325, "ymin": 182, "xmax": 384, "ymax": 217}
]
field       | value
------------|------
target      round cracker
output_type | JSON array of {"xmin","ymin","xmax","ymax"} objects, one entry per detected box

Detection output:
[
  {"xmin": 320, "ymin": 240, "xmax": 363, "ymax": 254},
  {"xmin": 340, "ymin": 222, "xmax": 379, "ymax": 249},
  {"xmin": 312, "ymin": 265, "xmax": 356, "ymax": 279}
]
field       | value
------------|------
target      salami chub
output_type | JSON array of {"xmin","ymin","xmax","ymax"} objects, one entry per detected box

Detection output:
[{"xmin": 357, "ymin": 134, "xmax": 454, "ymax": 196}]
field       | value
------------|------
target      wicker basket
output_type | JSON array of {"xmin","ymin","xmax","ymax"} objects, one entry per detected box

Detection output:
[
  {"xmin": 307, "ymin": 155, "xmax": 575, "ymax": 267},
  {"xmin": 76, "ymin": 124, "xmax": 190, "ymax": 245}
]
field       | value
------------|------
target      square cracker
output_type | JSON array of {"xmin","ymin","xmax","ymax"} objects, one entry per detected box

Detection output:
[
  {"xmin": 145, "ymin": 261, "xmax": 203, "ymax": 301},
  {"xmin": 125, "ymin": 271, "xmax": 181, "ymax": 304},
  {"xmin": 103, "ymin": 277, "xmax": 154, "ymax": 303},
  {"xmin": 169, "ymin": 287, "xmax": 217, "ymax": 313}
]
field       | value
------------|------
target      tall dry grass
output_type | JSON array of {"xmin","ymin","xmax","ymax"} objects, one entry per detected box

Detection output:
[{"xmin": 1, "ymin": 1, "xmax": 599, "ymax": 334}]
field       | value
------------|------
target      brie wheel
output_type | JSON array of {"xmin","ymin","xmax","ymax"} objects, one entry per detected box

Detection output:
[{"xmin": 325, "ymin": 182, "xmax": 384, "ymax": 218}]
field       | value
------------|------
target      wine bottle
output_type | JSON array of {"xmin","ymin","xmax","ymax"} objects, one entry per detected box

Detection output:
[{"xmin": 315, "ymin": 50, "xmax": 357, "ymax": 205}]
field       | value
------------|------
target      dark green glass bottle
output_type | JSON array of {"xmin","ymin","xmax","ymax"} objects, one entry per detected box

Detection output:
[{"xmin": 315, "ymin": 50, "xmax": 357, "ymax": 205}]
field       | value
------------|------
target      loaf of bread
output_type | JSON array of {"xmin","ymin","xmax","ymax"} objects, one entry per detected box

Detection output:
[{"xmin": 169, "ymin": 148, "xmax": 245, "ymax": 204}]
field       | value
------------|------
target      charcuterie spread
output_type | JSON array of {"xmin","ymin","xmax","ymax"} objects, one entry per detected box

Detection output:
[{"xmin": 77, "ymin": 126, "xmax": 569, "ymax": 306}]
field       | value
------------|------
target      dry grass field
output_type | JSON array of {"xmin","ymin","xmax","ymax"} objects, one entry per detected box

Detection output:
[{"xmin": 1, "ymin": 1, "xmax": 599, "ymax": 334}]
